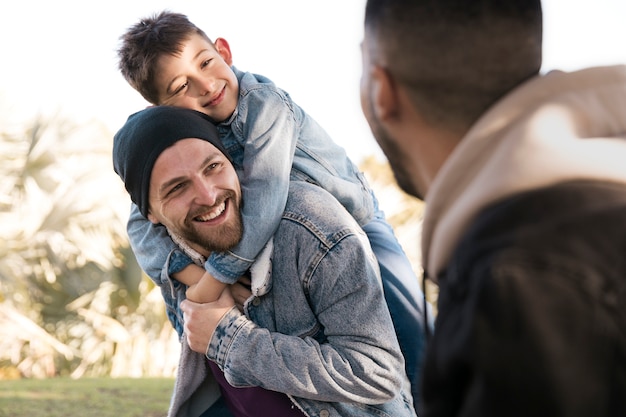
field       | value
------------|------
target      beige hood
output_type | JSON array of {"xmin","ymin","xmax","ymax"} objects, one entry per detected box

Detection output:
[{"xmin": 422, "ymin": 65, "xmax": 626, "ymax": 282}]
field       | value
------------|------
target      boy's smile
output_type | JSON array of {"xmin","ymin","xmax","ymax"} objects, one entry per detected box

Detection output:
[{"xmin": 155, "ymin": 34, "xmax": 239, "ymax": 123}]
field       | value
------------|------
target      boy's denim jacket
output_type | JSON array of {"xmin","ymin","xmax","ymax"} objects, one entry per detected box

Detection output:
[
  {"xmin": 127, "ymin": 66, "xmax": 375, "ymax": 292},
  {"xmin": 167, "ymin": 182, "xmax": 415, "ymax": 417}
]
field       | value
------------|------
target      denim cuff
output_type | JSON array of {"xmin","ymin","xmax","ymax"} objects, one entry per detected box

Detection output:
[
  {"xmin": 167, "ymin": 250, "xmax": 195, "ymax": 276},
  {"xmin": 206, "ymin": 307, "xmax": 248, "ymax": 367}
]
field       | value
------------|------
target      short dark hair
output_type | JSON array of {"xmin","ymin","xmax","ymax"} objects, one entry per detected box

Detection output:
[
  {"xmin": 364, "ymin": 0, "xmax": 543, "ymax": 132},
  {"xmin": 117, "ymin": 11, "xmax": 211, "ymax": 104}
]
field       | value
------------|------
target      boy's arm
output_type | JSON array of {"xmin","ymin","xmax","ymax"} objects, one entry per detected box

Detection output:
[
  {"xmin": 128, "ymin": 203, "xmax": 226, "ymax": 303},
  {"xmin": 176, "ymin": 266, "xmax": 227, "ymax": 303},
  {"xmin": 127, "ymin": 203, "xmax": 181, "ymax": 282},
  {"xmin": 206, "ymin": 88, "xmax": 298, "ymax": 283}
]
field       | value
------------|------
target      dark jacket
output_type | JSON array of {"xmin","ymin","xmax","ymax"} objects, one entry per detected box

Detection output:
[
  {"xmin": 422, "ymin": 180, "xmax": 626, "ymax": 416},
  {"xmin": 419, "ymin": 65, "xmax": 626, "ymax": 417}
]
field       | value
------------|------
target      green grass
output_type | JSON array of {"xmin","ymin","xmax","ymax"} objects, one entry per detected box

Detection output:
[{"xmin": 0, "ymin": 377, "xmax": 175, "ymax": 417}]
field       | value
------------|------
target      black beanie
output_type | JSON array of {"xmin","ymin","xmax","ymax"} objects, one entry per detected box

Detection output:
[{"xmin": 113, "ymin": 106, "xmax": 229, "ymax": 218}]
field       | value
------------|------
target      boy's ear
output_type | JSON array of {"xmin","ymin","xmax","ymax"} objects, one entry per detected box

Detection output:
[
  {"xmin": 371, "ymin": 65, "xmax": 399, "ymax": 122},
  {"xmin": 214, "ymin": 38, "xmax": 233, "ymax": 66}
]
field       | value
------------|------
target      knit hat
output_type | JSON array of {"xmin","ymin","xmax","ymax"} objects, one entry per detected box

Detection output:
[{"xmin": 113, "ymin": 106, "xmax": 229, "ymax": 218}]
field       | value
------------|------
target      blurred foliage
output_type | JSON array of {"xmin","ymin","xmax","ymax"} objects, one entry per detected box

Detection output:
[
  {"xmin": 361, "ymin": 156, "xmax": 439, "ymax": 307},
  {"xmin": 0, "ymin": 110, "xmax": 179, "ymax": 379},
  {"xmin": 0, "ymin": 106, "xmax": 431, "ymax": 381}
]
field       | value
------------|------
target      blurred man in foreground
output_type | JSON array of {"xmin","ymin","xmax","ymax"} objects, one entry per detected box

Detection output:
[{"xmin": 360, "ymin": 0, "xmax": 626, "ymax": 415}]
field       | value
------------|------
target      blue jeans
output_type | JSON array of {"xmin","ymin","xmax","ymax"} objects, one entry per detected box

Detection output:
[{"xmin": 363, "ymin": 210, "xmax": 431, "ymax": 411}]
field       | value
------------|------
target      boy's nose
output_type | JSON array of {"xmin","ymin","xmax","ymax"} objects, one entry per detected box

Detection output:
[{"xmin": 197, "ymin": 77, "xmax": 215, "ymax": 97}]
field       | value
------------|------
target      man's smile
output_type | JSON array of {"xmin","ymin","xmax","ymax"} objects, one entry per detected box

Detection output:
[{"xmin": 193, "ymin": 200, "xmax": 226, "ymax": 222}]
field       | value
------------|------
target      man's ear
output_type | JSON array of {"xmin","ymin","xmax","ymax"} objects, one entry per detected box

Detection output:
[
  {"xmin": 214, "ymin": 38, "xmax": 233, "ymax": 66},
  {"xmin": 147, "ymin": 211, "xmax": 160, "ymax": 225},
  {"xmin": 371, "ymin": 65, "xmax": 399, "ymax": 121}
]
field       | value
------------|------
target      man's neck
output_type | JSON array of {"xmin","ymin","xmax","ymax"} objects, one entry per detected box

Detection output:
[{"xmin": 169, "ymin": 231, "xmax": 209, "ymax": 264}]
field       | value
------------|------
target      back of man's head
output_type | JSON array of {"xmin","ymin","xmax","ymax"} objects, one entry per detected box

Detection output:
[
  {"xmin": 117, "ymin": 11, "xmax": 211, "ymax": 104},
  {"xmin": 364, "ymin": 0, "xmax": 543, "ymax": 133}
]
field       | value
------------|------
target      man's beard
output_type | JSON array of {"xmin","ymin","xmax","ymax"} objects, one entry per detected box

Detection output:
[
  {"xmin": 180, "ymin": 192, "xmax": 244, "ymax": 252},
  {"xmin": 380, "ymin": 136, "xmax": 423, "ymax": 200},
  {"xmin": 364, "ymin": 100, "xmax": 424, "ymax": 200}
]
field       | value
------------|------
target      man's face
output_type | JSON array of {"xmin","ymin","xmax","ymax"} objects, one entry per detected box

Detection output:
[
  {"xmin": 147, "ymin": 138, "xmax": 243, "ymax": 257},
  {"xmin": 360, "ymin": 32, "xmax": 423, "ymax": 199},
  {"xmin": 154, "ymin": 34, "xmax": 239, "ymax": 123}
]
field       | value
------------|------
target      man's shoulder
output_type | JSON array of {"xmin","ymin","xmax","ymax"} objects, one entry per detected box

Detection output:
[
  {"xmin": 280, "ymin": 181, "xmax": 359, "ymax": 236},
  {"xmin": 473, "ymin": 180, "xmax": 626, "ymax": 235}
]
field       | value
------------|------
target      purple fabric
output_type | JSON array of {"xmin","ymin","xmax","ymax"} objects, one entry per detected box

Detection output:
[{"xmin": 208, "ymin": 361, "xmax": 305, "ymax": 417}]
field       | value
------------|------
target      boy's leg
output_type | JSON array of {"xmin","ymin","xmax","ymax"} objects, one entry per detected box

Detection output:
[{"xmin": 362, "ymin": 214, "xmax": 432, "ymax": 411}]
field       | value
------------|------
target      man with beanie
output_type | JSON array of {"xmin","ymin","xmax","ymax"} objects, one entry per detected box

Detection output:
[{"xmin": 113, "ymin": 106, "xmax": 416, "ymax": 417}]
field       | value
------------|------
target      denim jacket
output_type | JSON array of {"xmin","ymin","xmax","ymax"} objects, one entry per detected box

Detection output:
[
  {"xmin": 127, "ymin": 66, "xmax": 375, "ymax": 287},
  {"xmin": 168, "ymin": 182, "xmax": 415, "ymax": 417}
]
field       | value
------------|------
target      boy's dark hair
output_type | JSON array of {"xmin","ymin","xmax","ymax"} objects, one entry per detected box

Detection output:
[{"xmin": 117, "ymin": 11, "xmax": 211, "ymax": 104}]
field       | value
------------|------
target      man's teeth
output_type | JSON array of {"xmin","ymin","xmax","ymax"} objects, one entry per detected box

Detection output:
[{"xmin": 196, "ymin": 202, "xmax": 226, "ymax": 221}]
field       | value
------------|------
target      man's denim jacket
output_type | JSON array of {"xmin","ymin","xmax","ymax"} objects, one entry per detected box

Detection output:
[
  {"xmin": 127, "ymin": 66, "xmax": 375, "ymax": 289},
  {"xmin": 167, "ymin": 182, "xmax": 415, "ymax": 417}
]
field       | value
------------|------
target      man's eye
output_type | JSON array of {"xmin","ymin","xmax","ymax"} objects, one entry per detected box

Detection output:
[
  {"xmin": 202, "ymin": 162, "xmax": 220, "ymax": 177},
  {"xmin": 166, "ymin": 183, "xmax": 184, "ymax": 197}
]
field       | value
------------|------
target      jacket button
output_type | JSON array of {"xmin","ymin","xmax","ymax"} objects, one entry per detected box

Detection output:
[
  {"xmin": 252, "ymin": 297, "xmax": 261, "ymax": 306},
  {"xmin": 320, "ymin": 410, "xmax": 330, "ymax": 417}
]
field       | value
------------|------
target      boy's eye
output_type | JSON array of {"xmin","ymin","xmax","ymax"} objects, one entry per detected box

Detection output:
[
  {"xmin": 173, "ymin": 81, "xmax": 188, "ymax": 95},
  {"xmin": 201, "ymin": 59, "xmax": 211, "ymax": 69}
]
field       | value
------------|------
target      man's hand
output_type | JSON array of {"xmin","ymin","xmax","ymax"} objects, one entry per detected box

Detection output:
[{"xmin": 180, "ymin": 288, "xmax": 236, "ymax": 354}]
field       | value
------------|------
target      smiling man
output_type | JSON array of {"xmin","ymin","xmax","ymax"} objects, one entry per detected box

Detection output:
[
  {"xmin": 147, "ymin": 138, "xmax": 242, "ymax": 254},
  {"xmin": 112, "ymin": 105, "xmax": 416, "ymax": 417}
]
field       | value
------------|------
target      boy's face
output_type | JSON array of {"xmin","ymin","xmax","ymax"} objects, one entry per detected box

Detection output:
[
  {"xmin": 154, "ymin": 34, "xmax": 239, "ymax": 123},
  {"xmin": 147, "ymin": 138, "xmax": 243, "ymax": 257}
]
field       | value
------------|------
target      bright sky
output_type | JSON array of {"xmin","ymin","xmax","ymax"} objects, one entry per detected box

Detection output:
[{"xmin": 2, "ymin": 0, "xmax": 625, "ymax": 164}]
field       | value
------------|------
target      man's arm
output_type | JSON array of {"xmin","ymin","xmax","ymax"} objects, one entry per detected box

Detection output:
[{"xmin": 181, "ymin": 233, "xmax": 404, "ymax": 404}]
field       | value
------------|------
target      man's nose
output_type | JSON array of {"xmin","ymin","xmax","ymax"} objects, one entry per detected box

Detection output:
[{"xmin": 193, "ymin": 180, "xmax": 218, "ymax": 205}]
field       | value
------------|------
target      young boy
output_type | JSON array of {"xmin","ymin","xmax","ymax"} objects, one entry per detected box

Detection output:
[{"xmin": 117, "ymin": 11, "xmax": 428, "ymax": 408}]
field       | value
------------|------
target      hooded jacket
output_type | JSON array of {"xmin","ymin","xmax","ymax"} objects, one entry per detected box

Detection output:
[
  {"xmin": 422, "ymin": 65, "xmax": 626, "ymax": 281},
  {"xmin": 420, "ymin": 65, "xmax": 626, "ymax": 417}
]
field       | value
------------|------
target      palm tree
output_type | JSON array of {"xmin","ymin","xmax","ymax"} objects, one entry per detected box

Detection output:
[{"xmin": 0, "ymin": 108, "xmax": 179, "ymax": 379}]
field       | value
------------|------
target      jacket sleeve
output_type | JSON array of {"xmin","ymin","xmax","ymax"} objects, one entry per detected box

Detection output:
[
  {"xmin": 127, "ymin": 203, "xmax": 192, "ymax": 283},
  {"xmin": 204, "ymin": 87, "xmax": 298, "ymax": 284},
  {"xmin": 206, "ymin": 233, "xmax": 404, "ymax": 404}
]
